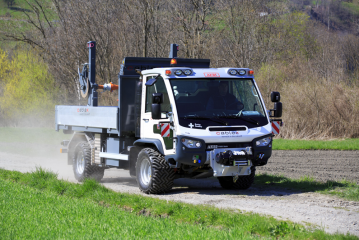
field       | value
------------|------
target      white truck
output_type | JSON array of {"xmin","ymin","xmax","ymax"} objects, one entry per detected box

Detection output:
[{"xmin": 56, "ymin": 42, "xmax": 282, "ymax": 194}]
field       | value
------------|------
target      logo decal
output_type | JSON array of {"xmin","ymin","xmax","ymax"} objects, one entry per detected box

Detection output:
[
  {"xmin": 215, "ymin": 131, "xmax": 242, "ymax": 137},
  {"xmin": 188, "ymin": 123, "xmax": 202, "ymax": 128},
  {"xmin": 204, "ymin": 72, "xmax": 220, "ymax": 77},
  {"xmin": 77, "ymin": 108, "xmax": 89, "ymax": 115}
]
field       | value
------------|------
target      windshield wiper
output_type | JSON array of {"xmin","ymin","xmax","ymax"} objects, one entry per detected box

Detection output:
[
  {"xmin": 181, "ymin": 116, "xmax": 228, "ymax": 126},
  {"xmin": 220, "ymin": 115, "xmax": 259, "ymax": 125}
]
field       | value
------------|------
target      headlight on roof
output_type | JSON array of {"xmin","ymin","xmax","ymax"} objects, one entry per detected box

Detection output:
[
  {"xmin": 183, "ymin": 69, "xmax": 193, "ymax": 75},
  {"xmin": 228, "ymin": 69, "xmax": 237, "ymax": 75},
  {"xmin": 238, "ymin": 69, "xmax": 246, "ymax": 75},
  {"xmin": 174, "ymin": 69, "xmax": 183, "ymax": 76}
]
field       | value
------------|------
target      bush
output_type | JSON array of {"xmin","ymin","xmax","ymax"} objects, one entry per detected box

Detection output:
[{"xmin": 0, "ymin": 47, "xmax": 58, "ymax": 126}]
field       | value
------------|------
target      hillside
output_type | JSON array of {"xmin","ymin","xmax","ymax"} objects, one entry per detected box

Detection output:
[{"xmin": 291, "ymin": 0, "xmax": 359, "ymax": 34}]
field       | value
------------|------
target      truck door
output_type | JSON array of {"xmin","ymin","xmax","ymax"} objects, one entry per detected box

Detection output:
[{"xmin": 141, "ymin": 76, "xmax": 173, "ymax": 149}]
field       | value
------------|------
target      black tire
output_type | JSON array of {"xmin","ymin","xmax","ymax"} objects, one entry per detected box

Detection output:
[
  {"xmin": 136, "ymin": 148, "xmax": 175, "ymax": 194},
  {"xmin": 218, "ymin": 166, "xmax": 256, "ymax": 190},
  {"xmin": 73, "ymin": 141, "xmax": 104, "ymax": 182}
]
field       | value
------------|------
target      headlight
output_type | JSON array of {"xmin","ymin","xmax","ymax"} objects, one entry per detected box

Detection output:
[
  {"xmin": 256, "ymin": 136, "xmax": 271, "ymax": 147},
  {"xmin": 174, "ymin": 69, "xmax": 183, "ymax": 76},
  {"xmin": 181, "ymin": 138, "xmax": 202, "ymax": 148},
  {"xmin": 183, "ymin": 69, "xmax": 193, "ymax": 75},
  {"xmin": 238, "ymin": 69, "xmax": 246, "ymax": 75},
  {"xmin": 228, "ymin": 69, "xmax": 237, "ymax": 75}
]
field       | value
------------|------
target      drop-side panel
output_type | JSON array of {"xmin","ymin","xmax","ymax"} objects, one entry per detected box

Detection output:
[{"xmin": 55, "ymin": 106, "xmax": 118, "ymax": 129}]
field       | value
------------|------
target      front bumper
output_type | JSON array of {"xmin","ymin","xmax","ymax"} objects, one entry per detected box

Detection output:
[{"xmin": 164, "ymin": 134, "xmax": 272, "ymax": 169}]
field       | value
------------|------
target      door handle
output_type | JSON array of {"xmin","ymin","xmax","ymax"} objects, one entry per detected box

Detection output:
[{"xmin": 142, "ymin": 118, "xmax": 149, "ymax": 121}]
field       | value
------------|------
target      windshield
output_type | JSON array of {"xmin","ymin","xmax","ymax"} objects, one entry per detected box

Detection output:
[{"xmin": 169, "ymin": 78, "xmax": 268, "ymax": 129}]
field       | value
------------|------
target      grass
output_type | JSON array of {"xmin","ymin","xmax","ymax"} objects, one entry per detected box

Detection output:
[
  {"xmin": 0, "ymin": 0, "xmax": 53, "ymax": 18},
  {"xmin": 0, "ymin": 0, "xmax": 57, "ymax": 50},
  {"xmin": 272, "ymin": 138, "xmax": 359, "ymax": 150},
  {"xmin": 255, "ymin": 173, "xmax": 359, "ymax": 202},
  {"xmin": 0, "ymin": 168, "xmax": 357, "ymax": 239}
]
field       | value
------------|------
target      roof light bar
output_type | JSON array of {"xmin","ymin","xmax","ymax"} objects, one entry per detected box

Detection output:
[
  {"xmin": 170, "ymin": 69, "xmax": 193, "ymax": 76},
  {"xmin": 227, "ymin": 69, "xmax": 249, "ymax": 76}
]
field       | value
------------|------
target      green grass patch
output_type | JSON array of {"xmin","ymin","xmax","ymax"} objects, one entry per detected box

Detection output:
[
  {"xmin": 272, "ymin": 138, "xmax": 359, "ymax": 150},
  {"xmin": 0, "ymin": 178, "xmax": 246, "ymax": 239},
  {"xmin": 1, "ymin": 168, "xmax": 357, "ymax": 239},
  {"xmin": 255, "ymin": 173, "xmax": 359, "ymax": 201},
  {"xmin": 0, "ymin": 0, "xmax": 53, "ymax": 19}
]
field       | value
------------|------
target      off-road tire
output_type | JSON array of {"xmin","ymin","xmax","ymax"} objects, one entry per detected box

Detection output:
[
  {"xmin": 73, "ymin": 141, "xmax": 104, "ymax": 182},
  {"xmin": 136, "ymin": 148, "xmax": 175, "ymax": 194},
  {"xmin": 218, "ymin": 166, "xmax": 256, "ymax": 190}
]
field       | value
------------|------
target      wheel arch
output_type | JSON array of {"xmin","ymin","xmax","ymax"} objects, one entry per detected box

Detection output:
[{"xmin": 133, "ymin": 139, "xmax": 164, "ymax": 155}]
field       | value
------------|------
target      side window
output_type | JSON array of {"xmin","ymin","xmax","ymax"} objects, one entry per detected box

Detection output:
[{"xmin": 145, "ymin": 76, "xmax": 171, "ymax": 113}]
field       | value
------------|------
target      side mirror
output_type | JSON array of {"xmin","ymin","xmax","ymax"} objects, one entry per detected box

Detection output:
[
  {"xmin": 272, "ymin": 102, "xmax": 282, "ymax": 118},
  {"xmin": 151, "ymin": 93, "xmax": 163, "ymax": 119},
  {"xmin": 271, "ymin": 91, "xmax": 280, "ymax": 102}
]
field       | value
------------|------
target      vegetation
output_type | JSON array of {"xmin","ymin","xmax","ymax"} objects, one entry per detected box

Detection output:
[
  {"xmin": 0, "ymin": 0, "xmax": 358, "ymax": 139},
  {"xmin": 255, "ymin": 173, "xmax": 359, "ymax": 201},
  {"xmin": 0, "ymin": 47, "xmax": 58, "ymax": 126},
  {"xmin": 0, "ymin": 167, "xmax": 357, "ymax": 239},
  {"xmin": 293, "ymin": 0, "xmax": 359, "ymax": 32},
  {"xmin": 272, "ymin": 138, "xmax": 359, "ymax": 150}
]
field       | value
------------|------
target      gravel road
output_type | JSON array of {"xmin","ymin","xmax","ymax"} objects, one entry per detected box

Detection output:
[{"xmin": 0, "ymin": 148, "xmax": 358, "ymax": 237}]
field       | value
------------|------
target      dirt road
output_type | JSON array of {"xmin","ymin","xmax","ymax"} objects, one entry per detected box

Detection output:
[{"xmin": 0, "ymin": 148, "xmax": 358, "ymax": 236}]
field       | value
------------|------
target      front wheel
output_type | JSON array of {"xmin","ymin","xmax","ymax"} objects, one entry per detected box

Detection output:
[
  {"xmin": 136, "ymin": 148, "xmax": 175, "ymax": 194},
  {"xmin": 73, "ymin": 141, "xmax": 104, "ymax": 182},
  {"xmin": 218, "ymin": 166, "xmax": 256, "ymax": 190}
]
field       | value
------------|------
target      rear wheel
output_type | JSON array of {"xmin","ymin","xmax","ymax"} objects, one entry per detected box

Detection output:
[
  {"xmin": 136, "ymin": 148, "xmax": 175, "ymax": 194},
  {"xmin": 73, "ymin": 141, "xmax": 104, "ymax": 182},
  {"xmin": 218, "ymin": 166, "xmax": 256, "ymax": 190}
]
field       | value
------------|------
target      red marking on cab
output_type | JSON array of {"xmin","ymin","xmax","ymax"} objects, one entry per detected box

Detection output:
[{"xmin": 204, "ymin": 72, "xmax": 220, "ymax": 77}]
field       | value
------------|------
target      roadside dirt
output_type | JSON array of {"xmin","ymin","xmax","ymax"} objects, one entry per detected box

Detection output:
[
  {"xmin": 0, "ymin": 146, "xmax": 358, "ymax": 236},
  {"xmin": 257, "ymin": 150, "xmax": 359, "ymax": 184}
]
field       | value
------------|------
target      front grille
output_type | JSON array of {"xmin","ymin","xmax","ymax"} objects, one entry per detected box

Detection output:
[
  {"xmin": 206, "ymin": 142, "xmax": 251, "ymax": 150},
  {"xmin": 208, "ymin": 127, "xmax": 247, "ymax": 131}
]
